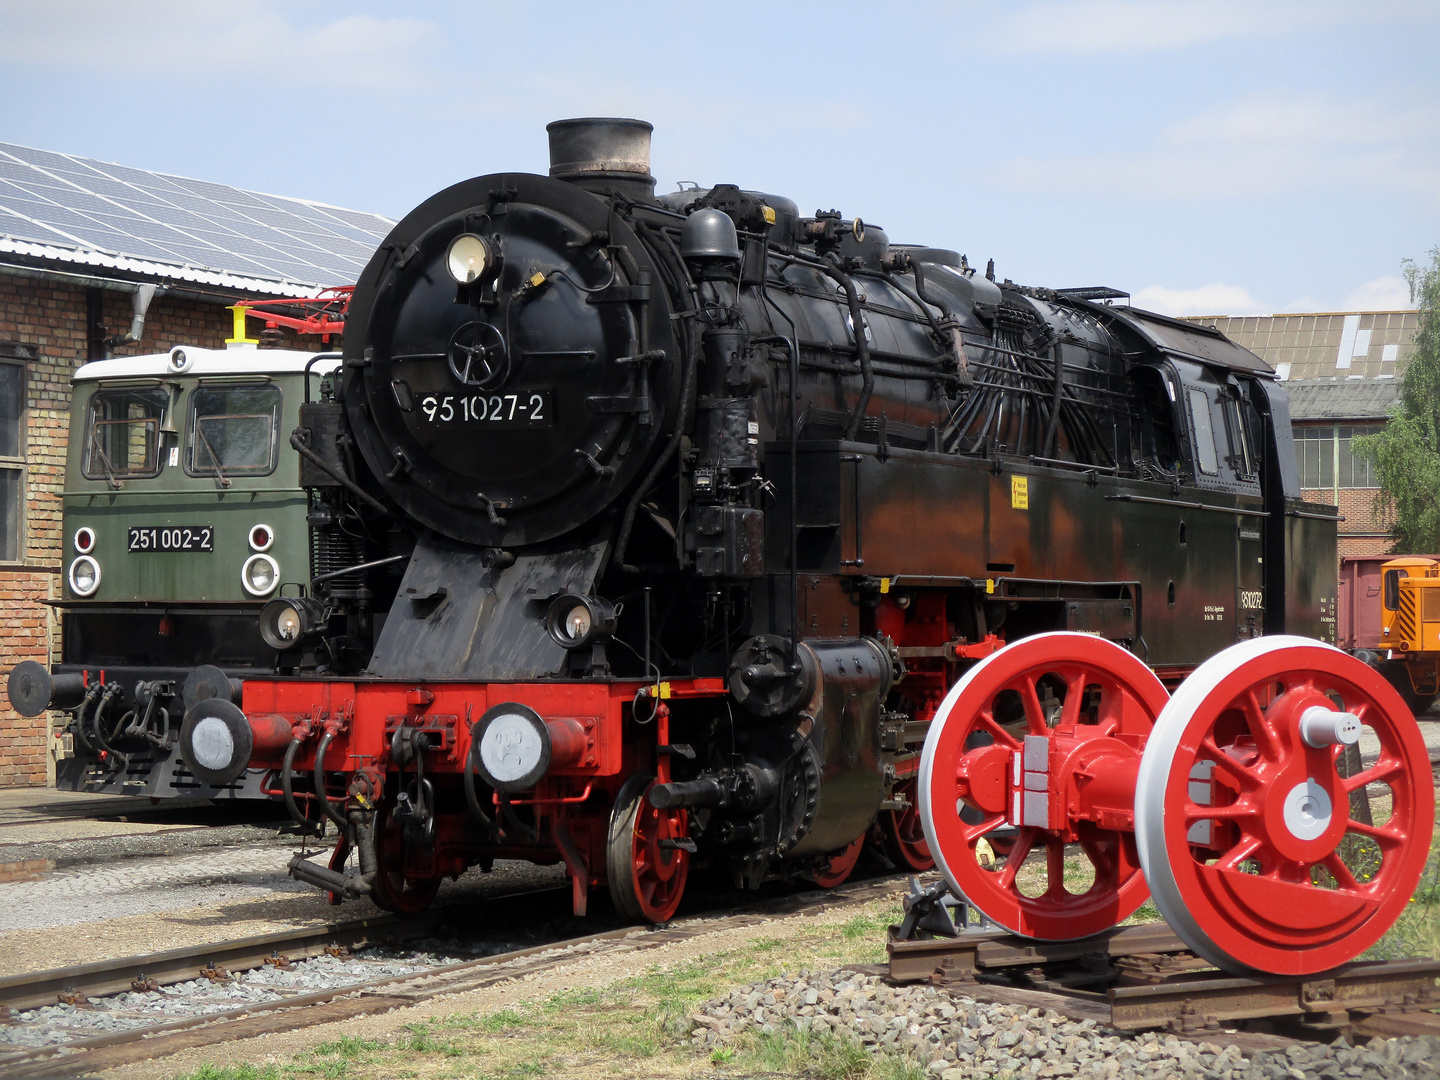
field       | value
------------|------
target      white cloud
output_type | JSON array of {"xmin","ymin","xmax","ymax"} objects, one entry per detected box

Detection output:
[
  {"xmin": 0, "ymin": 1, "xmax": 444, "ymax": 92},
  {"xmin": 987, "ymin": 0, "xmax": 1433, "ymax": 54},
  {"xmin": 1132, "ymin": 282, "xmax": 1270, "ymax": 317},
  {"xmin": 1342, "ymin": 276, "xmax": 1414, "ymax": 311},
  {"xmin": 999, "ymin": 92, "xmax": 1440, "ymax": 200}
]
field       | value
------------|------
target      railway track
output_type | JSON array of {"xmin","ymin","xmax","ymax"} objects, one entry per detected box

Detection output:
[
  {"xmin": 0, "ymin": 875, "xmax": 907, "ymax": 1078},
  {"xmin": 887, "ymin": 924, "xmax": 1440, "ymax": 1048}
]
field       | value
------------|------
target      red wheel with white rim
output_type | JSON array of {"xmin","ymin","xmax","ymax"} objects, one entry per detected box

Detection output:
[
  {"xmin": 881, "ymin": 777, "xmax": 935, "ymax": 872},
  {"xmin": 809, "ymin": 835, "xmax": 865, "ymax": 887},
  {"xmin": 918, "ymin": 632, "xmax": 1167, "ymax": 939},
  {"xmin": 1135, "ymin": 636, "xmax": 1435, "ymax": 976},
  {"xmin": 607, "ymin": 772, "xmax": 689, "ymax": 923}
]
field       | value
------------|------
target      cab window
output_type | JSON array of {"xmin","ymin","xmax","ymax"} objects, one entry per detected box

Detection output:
[
  {"xmin": 83, "ymin": 388, "xmax": 168, "ymax": 482},
  {"xmin": 1384, "ymin": 568, "xmax": 1406, "ymax": 611},
  {"xmin": 1187, "ymin": 388, "xmax": 1219, "ymax": 476},
  {"xmin": 186, "ymin": 383, "xmax": 281, "ymax": 479}
]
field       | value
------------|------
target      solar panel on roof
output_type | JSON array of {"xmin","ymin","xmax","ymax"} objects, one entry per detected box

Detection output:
[{"xmin": 0, "ymin": 142, "xmax": 394, "ymax": 291}]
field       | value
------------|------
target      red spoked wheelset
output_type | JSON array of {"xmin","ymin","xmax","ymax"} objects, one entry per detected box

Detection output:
[{"xmin": 917, "ymin": 633, "xmax": 1435, "ymax": 976}]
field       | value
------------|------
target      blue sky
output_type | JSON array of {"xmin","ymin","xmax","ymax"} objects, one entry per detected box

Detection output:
[{"xmin": 1, "ymin": 0, "xmax": 1436, "ymax": 316}]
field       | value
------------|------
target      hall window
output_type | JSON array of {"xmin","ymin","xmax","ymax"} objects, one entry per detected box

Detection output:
[
  {"xmin": 1295, "ymin": 424, "xmax": 1382, "ymax": 491},
  {"xmin": 0, "ymin": 347, "xmax": 26, "ymax": 562}
]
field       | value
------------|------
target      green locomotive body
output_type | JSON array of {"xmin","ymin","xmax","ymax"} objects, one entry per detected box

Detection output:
[{"xmin": 47, "ymin": 344, "xmax": 339, "ymax": 797}]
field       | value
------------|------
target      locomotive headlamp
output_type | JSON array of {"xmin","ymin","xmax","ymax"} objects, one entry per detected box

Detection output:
[
  {"xmin": 248, "ymin": 523, "xmax": 274, "ymax": 552},
  {"xmin": 241, "ymin": 553, "xmax": 280, "ymax": 597},
  {"xmin": 73, "ymin": 527, "xmax": 96, "ymax": 554},
  {"xmin": 445, "ymin": 233, "xmax": 496, "ymax": 286},
  {"xmin": 68, "ymin": 555, "xmax": 101, "ymax": 597},
  {"xmin": 545, "ymin": 593, "xmax": 617, "ymax": 649},
  {"xmin": 259, "ymin": 596, "xmax": 326, "ymax": 650}
]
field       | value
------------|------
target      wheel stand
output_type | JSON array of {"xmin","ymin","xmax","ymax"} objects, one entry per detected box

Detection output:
[{"xmin": 886, "ymin": 923, "xmax": 1440, "ymax": 1044}]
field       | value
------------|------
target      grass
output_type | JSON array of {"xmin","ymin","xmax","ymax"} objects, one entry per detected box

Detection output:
[
  {"xmin": 173, "ymin": 897, "xmax": 913, "ymax": 1080},
  {"xmin": 1362, "ymin": 794, "xmax": 1440, "ymax": 961}
]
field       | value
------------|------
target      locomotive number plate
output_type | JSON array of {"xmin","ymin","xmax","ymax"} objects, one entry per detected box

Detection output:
[
  {"xmin": 128, "ymin": 526, "xmax": 213, "ymax": 552},
  {"xmin": 419, "ymin": 391, "xmax": 552, "ymax": 428}
]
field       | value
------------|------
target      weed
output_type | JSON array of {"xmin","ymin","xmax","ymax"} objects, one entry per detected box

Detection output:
[
  {"xmin": 397, "ymin": 1022, "xmax": 465, "ymax": 1057},
  {"xmin": 311, "ymin": 1035, "xmax": 388, "ymax": 1058},
  {"xmin": 477, "ymin": 1008, "xmax": 529, "ymax": 1033},
  {"xmin": 743, "ymin": 1024, "xmax": 873, "ymax": 1079},
  {"xmin": 841, "ymin": 913, "xmax": 886, "ymax": 940},
  {"xmin": 180, "ymin": 1067, "xmax": 283, "ymax": 1080}
]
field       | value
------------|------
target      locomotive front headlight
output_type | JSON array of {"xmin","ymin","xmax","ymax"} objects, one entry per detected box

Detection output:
[
  {"xmin": 241, "ymin": 553, "xmax": 280, "ymax": 597},
  {"xmin": 68, "ymin": 555, "xmax": 101, "ymax": 597},
  {"xmin": 545, "ymin": 593, "xmax": 617, "ymax": 649},
  {"xmin": 566, "ymin": 605, "xmax": 592, "ymax": 640},
  {"xmin": 445, "ymin": 233, "xmax": 495, "ymax": 286},
  {"xmin": 259, "ymin": 596, "xmax": 325, "ymax": 650}
]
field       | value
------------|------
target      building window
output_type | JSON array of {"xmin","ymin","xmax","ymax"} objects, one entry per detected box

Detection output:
[
  {"xmin": 0, "ymin": 350, "xmax": 26, "ymax": 562},
  {"xmin": 1296, "ymin": 423, "xmax": 1382, "ymax": 491}
]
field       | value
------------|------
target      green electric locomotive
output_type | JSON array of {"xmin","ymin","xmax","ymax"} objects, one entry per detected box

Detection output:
[{"xmin": 8, "ymin": 334, "xmax": 403, "ymax": 798}]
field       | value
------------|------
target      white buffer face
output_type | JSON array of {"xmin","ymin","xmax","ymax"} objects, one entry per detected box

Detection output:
[
  {"xmin": 479, "ymin": 713, "xmax": 544, "ymax": 784},
  {"xmin": 190, "ymin": 716, "xmax": 236, "ymax": 771}
]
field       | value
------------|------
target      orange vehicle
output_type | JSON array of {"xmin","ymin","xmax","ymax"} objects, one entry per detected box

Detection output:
[{"xmin": 1375, "ymin": 556, "xmax": 1440, "ymax": 711}]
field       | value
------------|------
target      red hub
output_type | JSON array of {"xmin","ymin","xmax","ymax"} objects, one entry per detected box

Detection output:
[
  {"xmin": 918, "ymin": 632, "xmax": 1168, "ymax": 939},
  {"xmin": 1136, "ymin": 636, "xmax": 1435, "ymax": 976}
]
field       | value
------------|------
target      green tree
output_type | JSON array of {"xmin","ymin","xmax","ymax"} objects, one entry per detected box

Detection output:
[{"xmin": 1353, "ymin": 248, "xmax": 1440, "ymax": 552}]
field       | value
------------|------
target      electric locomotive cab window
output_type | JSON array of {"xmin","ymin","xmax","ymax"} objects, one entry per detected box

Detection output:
[
  {"xmin": 186, "ymin": 383, "xmax": 282, "ymax": 479},
  {"xmin": 83, "ymin": 387, "xmax": 169, "ymax": 482}
]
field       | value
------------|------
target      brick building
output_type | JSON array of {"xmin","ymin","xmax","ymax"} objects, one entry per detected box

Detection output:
[
  {"xmin": 0, "ymin": 143, "xmax": 392, "ymax": 785},
  {"xmin": 1185, "ymin": 312, "xmax": 1420, "ymax": 561}
]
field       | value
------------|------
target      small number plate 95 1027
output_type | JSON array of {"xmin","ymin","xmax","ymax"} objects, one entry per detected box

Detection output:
[{"xmin": 127, "ymin": 526, "xmax": 213, "ymax": 552}]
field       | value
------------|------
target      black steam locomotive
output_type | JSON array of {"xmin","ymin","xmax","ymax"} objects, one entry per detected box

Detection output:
[{"xmin": 43, "ymin": 119, "xmax": 1358, "ymax": 931}]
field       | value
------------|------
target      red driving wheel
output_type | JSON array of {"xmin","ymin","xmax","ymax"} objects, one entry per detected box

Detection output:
[
  {"xmin": 918, "ymin": 632, "xmax": 1167, "ymax": 939},
  {"xmin": 881, "ymin": 776, "xmax": 935, "ymax": 871},
  {"xmin": 607, "ymin": 772, "xmax": 689, "ymax": 923},
  {"xmin": 370, "ymin": 805, "xmax": 442, "ymax": 916},
  {"xmin": 809, "ymin": 836, "xmax": 865, "ymax": 887},
  {"xmin": 1136, "ymin": 636, "xmax": 1435, "ymax": 975}
]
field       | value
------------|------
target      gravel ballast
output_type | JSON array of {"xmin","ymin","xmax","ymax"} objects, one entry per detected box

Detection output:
[{"xmin": 690, "ymin": 969, "xmax": 1440, "ymax": 1079}]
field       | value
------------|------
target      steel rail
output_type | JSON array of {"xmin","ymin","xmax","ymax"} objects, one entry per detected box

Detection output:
[
  {"xmin": 0, "ymin": 875, "xmax": 906, "ymax": 1078},
  {"xmin": 887, "ymin": 923, "xmax": 1440, "ymax": 1044}
]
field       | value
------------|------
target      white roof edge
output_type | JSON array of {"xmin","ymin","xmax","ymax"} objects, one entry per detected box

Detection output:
[
  {"xmin": 0, "ymin": 237, "xmax": 336, "ymax": 297},
  {"xmin": 74, "ymin": 345, "xmax": 342, "ymax": 381}
]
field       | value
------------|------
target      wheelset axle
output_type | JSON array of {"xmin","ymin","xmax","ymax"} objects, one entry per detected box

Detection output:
[{"xmin": 918, "ymin": 633, "xmax": 1435, "ymax": 977}]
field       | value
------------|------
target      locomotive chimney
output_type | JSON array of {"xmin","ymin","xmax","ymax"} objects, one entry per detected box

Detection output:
[{"xmin": 547, "ymin": 117, "xmax": 656, "ymax": 199}]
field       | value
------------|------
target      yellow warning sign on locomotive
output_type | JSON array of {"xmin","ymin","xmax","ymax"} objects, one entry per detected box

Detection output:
[{"xmin": 1011, "ymin": 475, "xmax": 1029, "ymax": 510}]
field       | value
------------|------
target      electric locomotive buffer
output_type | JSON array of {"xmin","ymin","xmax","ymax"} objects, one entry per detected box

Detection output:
[{"xmin": 50, "ymin": 119, "xmax": 1431, "ymax": 973}]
